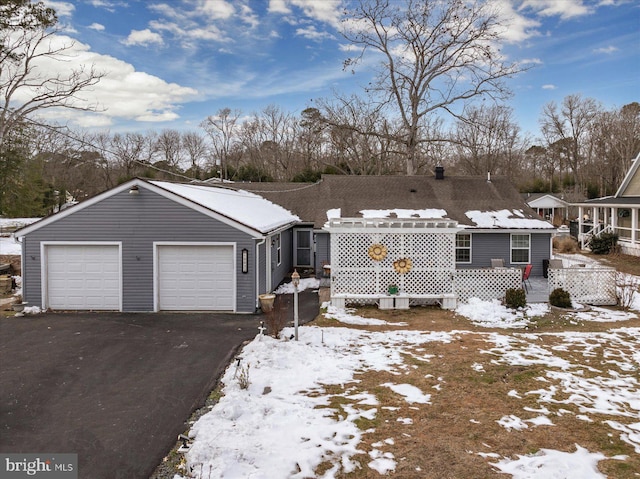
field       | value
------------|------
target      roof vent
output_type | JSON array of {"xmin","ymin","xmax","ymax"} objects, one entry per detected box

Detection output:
[{"xmin": 435, "ymin": 166, "xmax": 445, "ymax": 180}]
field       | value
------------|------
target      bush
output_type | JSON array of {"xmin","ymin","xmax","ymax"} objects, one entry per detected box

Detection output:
[
  {"xmin": 589, "ymin": 232, "xmax": 619, "ymax": 255},
  {"xmin": 549, "ymin": 288, "xmax": 572, "ymax": 308},
  {"xmin": 264, "ymin": 296, "xmax": 288, "ymax": 338},
  {"xmin": 504, "ymin": 288, "xmax": 527, "ymax": 309},
  {"xmin": 553, "ymin": 235, "xmax": 578, "ymax": 253}
]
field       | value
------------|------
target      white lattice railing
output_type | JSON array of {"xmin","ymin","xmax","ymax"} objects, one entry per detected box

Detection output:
[
  {"xmin": 454, "ymin": 268, "xmax": 522, "ymax": 303},
  {"xmin": 330, "ymin": 229, "xmax": 457, "ymax": 299},
  {"xmin": 548, "ymin": 267, "xmax": 617, "ymax": 305}
]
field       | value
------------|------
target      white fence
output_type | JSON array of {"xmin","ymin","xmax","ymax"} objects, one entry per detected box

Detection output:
[
  {"xmin": 548, "ymin": 267, "xmax": 617, "ymax": 305},
  {"xmin": 454, "ymin": 268, "xmax": 522, "ymax": 303}
]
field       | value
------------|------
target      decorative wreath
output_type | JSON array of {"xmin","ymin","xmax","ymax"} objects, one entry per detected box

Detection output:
[
  {"xmin": 368, "ymin": 244, "xmax": 388, "ymax": 261},
  {"xmin": 393, "ymin": 257, "xmax": 413, "ymax": 274}
]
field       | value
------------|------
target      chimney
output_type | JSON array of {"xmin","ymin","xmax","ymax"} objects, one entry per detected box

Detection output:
[{"xmin": 435, "ymin": 166, "xmax": 445, "ymax": 180}]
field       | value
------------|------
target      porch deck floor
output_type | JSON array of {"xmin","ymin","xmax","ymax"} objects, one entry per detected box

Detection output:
[{"xmin": 525, "ymin": 276, "xmax": 549, "ymax": 303}]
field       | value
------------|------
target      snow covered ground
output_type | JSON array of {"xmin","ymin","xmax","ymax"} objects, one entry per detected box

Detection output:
[
  {"xmin": 175, "ymin": 284, "xmax": 640, "ymax": 479},
  {"xmin": 0, "ymin": 217, "xmax": 39, "ymax": 255}
]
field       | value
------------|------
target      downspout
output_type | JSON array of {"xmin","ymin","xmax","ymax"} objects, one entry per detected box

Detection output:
[{"xmin": 255, "ymin": 237, "xmax": 266, "ymax": 310}]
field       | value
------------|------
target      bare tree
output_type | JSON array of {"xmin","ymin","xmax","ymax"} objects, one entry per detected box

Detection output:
[
  {"xmin": 0, "ymin": 1, "xmax": 103, "ymax": 145},
  {"xmin": 453, "ymin": 104, "xmax": 524, "ymax": 180},
  {"xmin": 201, "ymin": 107, "xmax": 242, "ymax": 180},
  {"xmin": 0, "ymin": 0, "xmax": 103, "ymax": 213},
  {"xmin": 182, "ymin": 130, "xmax": 208, "ymax": 179},
  {"xmin": 109, "ymin": 132, "xmax": 155, "ymax": 178},
  {"xmin": 539, "ymin": 94, "xmax": 601, "ymax": 191},
  {"xmin": 341, "ymin": 0, "xmax": 524, "ymax": 175},
  {"xmin": 155, "ymin": 129, "xmax": 182, "ymax": 170}
]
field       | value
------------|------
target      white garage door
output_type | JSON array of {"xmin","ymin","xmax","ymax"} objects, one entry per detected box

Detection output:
[
  {"xmin": 46, "ymin": 244, "xmax": 121, "ymax": 310},
  {"xmin": 157, "ymin": 245, "xmax": 234, "ymax": 311}
]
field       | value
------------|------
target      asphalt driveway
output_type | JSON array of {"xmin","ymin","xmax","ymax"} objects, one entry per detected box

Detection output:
[{"xmin": 0, "ymin": 291, "xmax": 318, "ymax": 479}]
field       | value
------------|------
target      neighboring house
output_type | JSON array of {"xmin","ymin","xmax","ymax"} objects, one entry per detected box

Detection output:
[
  {"xmin": 574, "ymin": 152, "xmax": 640, "ymax": 256},
  {"xmin": 15, "ymin": 179, "xmax": 299, "ymax": 313},
  {"xmin": 16, "ymin": 170, "xmax": 555, "ymax": 312},
  {"xmin": 523, "ymin": 193, "xmax": 569, "ymax": 226}
]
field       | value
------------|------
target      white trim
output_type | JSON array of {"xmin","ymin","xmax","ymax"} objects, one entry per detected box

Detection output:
[
  {"xmin": 510, "ymin": 233, "xmax": 531, "ymax": 265},
  {"xmin": 40, "ymin": 241, "xmax": 123, "ymax": 311},
  {"xmin": 455, "ymin": 232, "xmax": 472, "ymax": 264},
  {"xmin": 615, "ymin": 152, "xmax": 640, "ymax": 197},
  {"xmin": 153, "ymin": 242, "xmax": 237, "ymax": 312},
  {"xmin": 293, "ymin": 227, "xmax": 314, "ymax": 268}
]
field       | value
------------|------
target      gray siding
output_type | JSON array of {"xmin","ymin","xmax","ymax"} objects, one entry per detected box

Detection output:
[
  {"xmin": 269, "ymin": 229, "xmax": 293, "ymax": 290},
  {"xmin": 314, "ymin": 232, "xmax": 330, "ymax": 278},
  {"xmin": 456, "ymin": 232, "xmax": 551, "ymax": 277},
  {"xmin": 22, "ymin": 188, "xmax": 261, "ymax": 312}
]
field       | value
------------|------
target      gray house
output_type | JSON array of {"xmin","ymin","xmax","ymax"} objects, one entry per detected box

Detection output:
[
  {"xmin": 240, "ymin": 172, "xmax": 556, "ymax": 279},
  {"xmin": 16, "ymin": 171, "xmax": 555, "ymax": 312},
  {"xmin": 15, "ymin": 179, "xmax": 298, "ymax": 313}
]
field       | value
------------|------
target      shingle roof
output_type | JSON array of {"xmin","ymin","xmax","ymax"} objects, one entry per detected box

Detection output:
[{"xmin": 236, "ymin": 175, "xmax": 553, "ymax": 230}]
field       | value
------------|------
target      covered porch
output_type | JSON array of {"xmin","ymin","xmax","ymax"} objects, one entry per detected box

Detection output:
[{"xmin": 575, "ymin": 200, "xmax": 640, "ymax": 256}]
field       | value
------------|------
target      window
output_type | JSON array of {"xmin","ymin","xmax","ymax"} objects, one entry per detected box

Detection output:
[
  {"xmin": 455, "ymin": 233, "xmax": 471, "ymax": 263},
  {"xmin": 275, "ymin": 233, "xmax": 282, "ymax": 266},
  {"xmin": 511, "ymin": 234, "xmax": 530, "ymax": 264}
]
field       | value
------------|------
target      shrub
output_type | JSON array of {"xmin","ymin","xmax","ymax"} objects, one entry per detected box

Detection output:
[
  {"xmin": 264, "ymin": 296, "xmax": 288, "ymax": 338},
  {"xmin": 616, "ymin": 272, "xmax": 639, "ymax": 311},
  {"xmin": 549, "ymin": 288, "xmax": 572, "ymax": 308},
  {"xmin": 589, "ymin": 232, "xmax": 619, "ymax": 255},
  {"xmin": 504, "ymin": 288, "xmax": 527, "ymax": 309},
  {"xmin": 552, "ymin": 235, "xmax": 578, "ymax": 253}
]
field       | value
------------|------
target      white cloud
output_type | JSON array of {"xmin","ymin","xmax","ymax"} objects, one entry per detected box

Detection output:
[
  {"xmin": 593, "ymin": 46, "xmax": 619, "ymax": 54},
  {"xmin": 542, "ymin": 84, "xmax": 557, "ymax": 90},
  {"xmin": 122, "ymin": 29, "xmax": 164, "ymax": 47},
  {"xmin": 198, "ymin": 0, "xmax": 235, "ymax": 20},
  {"xmin": 43, "ymin": 1, "xmax": 75, "ymax": 17},
  {"xmin": 518, "ymin": 0, "xmax": 593, "ymax": 20},
  {"xmin": 18, "ymin": 34, "xmax": 197, "ymax": 128},
  {"xmin": 88, "ymin": 23, "xmax": 105, "ymax": 31},
  {"xmin": 519, "ymin": 58, "xmax": 543, "ymax": 65},
  {"xmin": 268, "ymin": 0, "xmax": 291, "ymax": 15},
  {"xmin": 272, "ymin": 0, "xmax": 343, "ymax": 27},
  {"xmin": 295, "ymin": 25, "xmax": 334, "ymax": 42},
  {"xmin": 492, "ymin": 0, "xmax": 542, "ymax": 43}
]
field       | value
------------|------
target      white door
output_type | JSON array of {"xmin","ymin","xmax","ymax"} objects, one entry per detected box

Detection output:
[
  {"xmin": 46, "ymin": 244, "xmax": 121, "ymax": 310},
  {"xmin": 157, "ymin": 245, "xmax": 234, "ymax": 311}
]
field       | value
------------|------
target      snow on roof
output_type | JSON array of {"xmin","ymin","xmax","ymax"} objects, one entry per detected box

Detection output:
[
  {"xmin": 151, "ymin": 181, "xmax": 299, "ymax": 234},
  {"xmin": 465, "ymin": 209, "xmax": 555, "ymax": 229},
  {"xmin": 359, "ymin": 208, "xmax": 448, "ymax": 219},
  {"xmin": 326, "ymin": 208, "xmax": 341, "ymax": 220}
]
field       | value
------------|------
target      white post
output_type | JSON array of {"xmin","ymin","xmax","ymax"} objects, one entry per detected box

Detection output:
[{"xmin": 292, "ymin": 269, "xmax": 300, "ymax": 341}]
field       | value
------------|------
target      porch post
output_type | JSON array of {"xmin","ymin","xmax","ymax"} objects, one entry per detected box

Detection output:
[{"xmin": 633, "ymin": 208, "xmax": 638, "ymax": 245}]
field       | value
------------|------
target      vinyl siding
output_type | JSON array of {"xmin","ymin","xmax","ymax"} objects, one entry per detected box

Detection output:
[
  {"xmin": 314, "ymin": 232, "xmax": 330, "ymax": 278},
  {"xmin": 22, "ymin": 188, "xmax": 261, "ymax": 312},
  {"xmin": 455, "ymin": 232, "xmax": 551, "ymax": 277},
  {"xmin": 269, "ymin": 229, "xmax": 293, "ymax": 290}
]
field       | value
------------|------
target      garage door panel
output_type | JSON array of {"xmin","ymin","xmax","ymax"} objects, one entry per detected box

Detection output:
[
  {"xmin": 158, "ymin": 245, "xmax": 234, "ymax": 311},
  {"xmin": 46, "ymin": 245, "xmax": 120, "ymax": 310}
]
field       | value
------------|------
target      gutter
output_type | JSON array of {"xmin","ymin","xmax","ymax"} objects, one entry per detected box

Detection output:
[{"xmin": 255, "ymin": 237, "xmax": 266, "ymax": 310}]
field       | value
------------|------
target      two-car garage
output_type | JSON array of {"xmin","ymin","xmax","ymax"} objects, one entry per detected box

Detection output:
[
  {"xmin": 17, "ymin": 179, "xmax": 300, "ymax": 313},
  {"xmin": 42, "ymin": 243, "xmax": 235, "ymax": 312}
]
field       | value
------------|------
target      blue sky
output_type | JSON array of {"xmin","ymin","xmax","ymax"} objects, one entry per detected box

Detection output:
[{"xmin": 42, "ymin": 0, "xmax": 639, "ymax": 139}]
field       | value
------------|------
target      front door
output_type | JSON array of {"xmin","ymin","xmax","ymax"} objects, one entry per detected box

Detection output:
[{"xmin": 294, "ymin": 229, "xmax": 313, "ymax": 268}]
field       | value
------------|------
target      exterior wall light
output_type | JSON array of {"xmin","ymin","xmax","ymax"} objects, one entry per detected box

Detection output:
[{"xmin": 242, "ymin": 248, "xmax": 249, "ymax": 274}]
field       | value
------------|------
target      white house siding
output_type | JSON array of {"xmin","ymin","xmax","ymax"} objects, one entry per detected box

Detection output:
[{"xmin": 21, "ymin": 189, "xmax": 259, "ymax": 312}]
